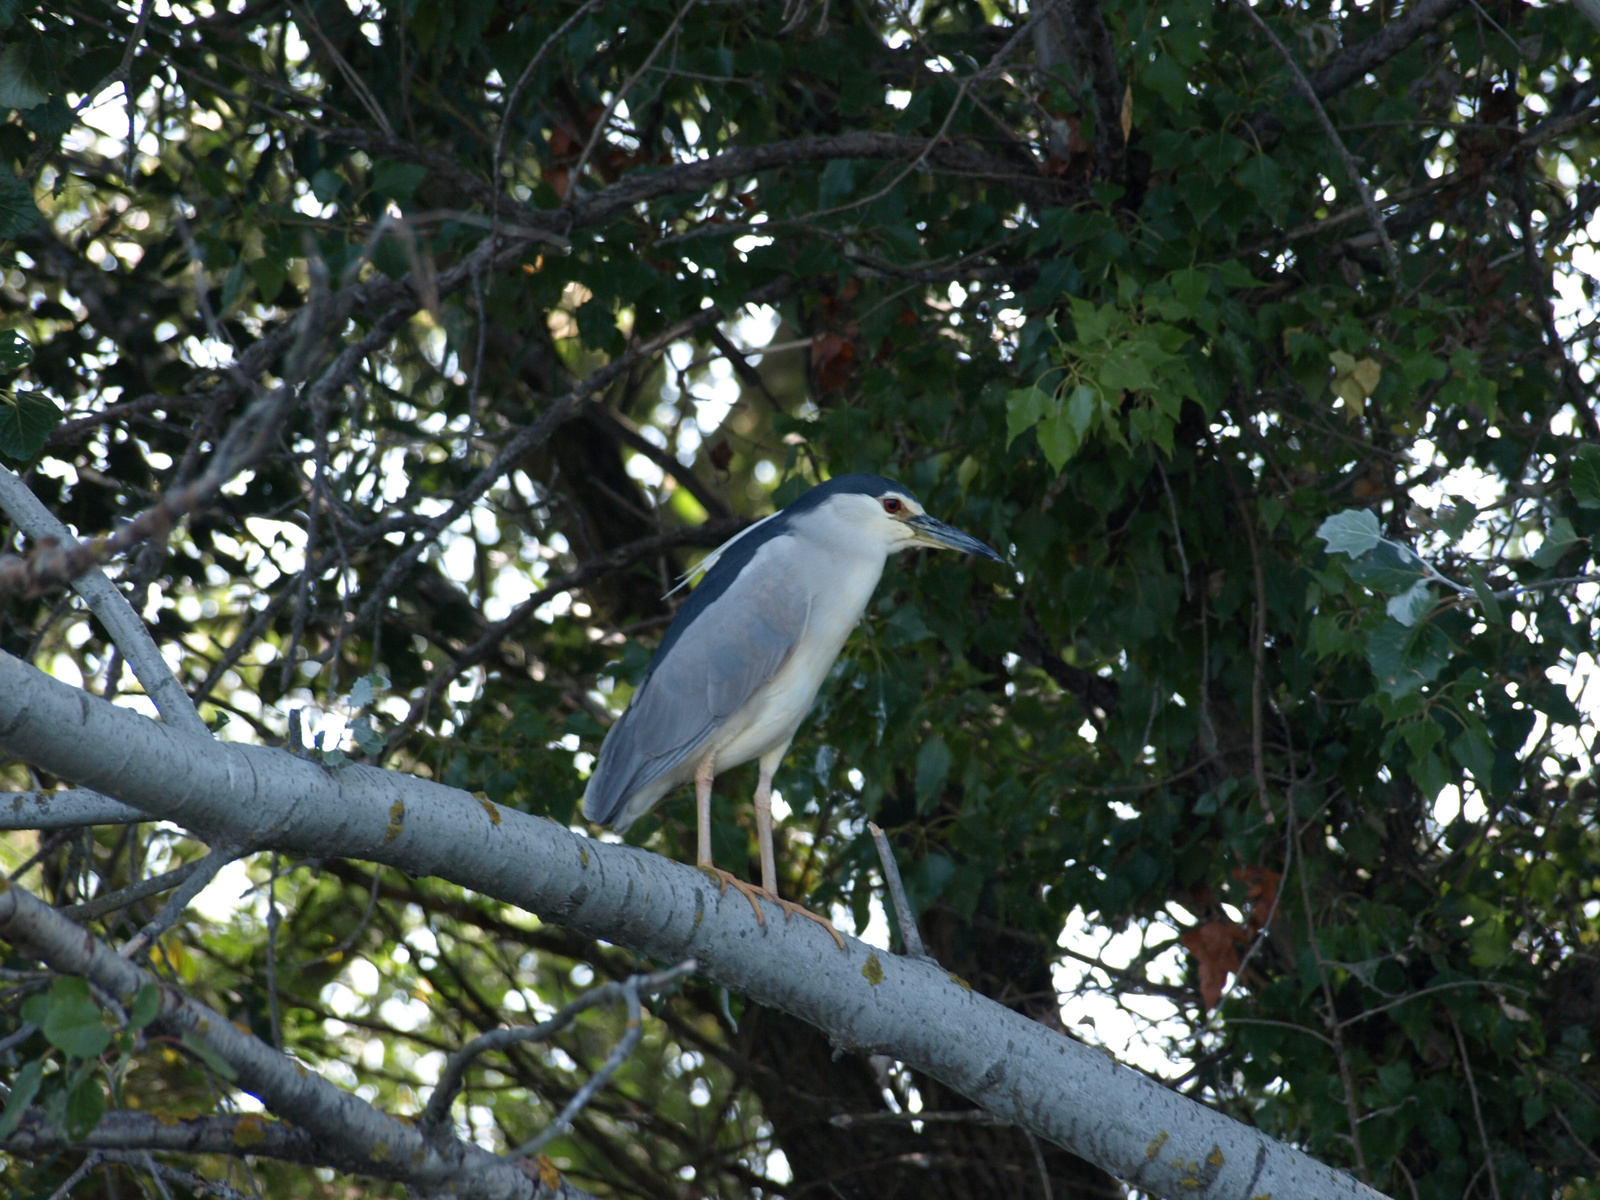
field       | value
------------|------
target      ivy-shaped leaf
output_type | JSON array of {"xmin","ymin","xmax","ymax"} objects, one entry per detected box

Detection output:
[
  {"xmin": 0, "ymin": 389, "xmax": 61, "ymax": 459},
  {"xmin": 21, "ymin": 977, "xmax": 111, "ymax": 1059},
  {"xmin": 1532, "ymin": 516, "xmax": 1581, "ymax": 569},
  {"xmin": 1317, "ymin": 508, "xmax": 1382, "ymax": 558}
]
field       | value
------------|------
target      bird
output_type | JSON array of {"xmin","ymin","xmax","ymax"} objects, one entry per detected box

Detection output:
[{"xmin": 582, "ymin": 473, "xmax": 1003, "ymax": 946}]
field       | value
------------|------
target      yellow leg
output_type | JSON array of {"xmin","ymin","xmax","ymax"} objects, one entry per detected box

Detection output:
[
  {"xmin": 695, "ymin": 756, "xmax": 765, "ymax": 924},
  {"xmin": 753, "ymin": 766, "xmax": 845, "ymax": 950}
]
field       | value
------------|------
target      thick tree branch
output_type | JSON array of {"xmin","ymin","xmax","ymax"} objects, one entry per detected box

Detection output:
[
  {"xmin": 0, "ymin": 651, "xmax": 1389, "ymax": 1200},
  {"xmin": 2, "ymin": 1110, "xmax": 323, "ymax": 1164}
]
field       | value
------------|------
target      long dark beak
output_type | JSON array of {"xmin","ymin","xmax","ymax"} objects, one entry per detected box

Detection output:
[{"xmin": 908, "ymin": 514, "xmax": 1004, "ymax": 561}]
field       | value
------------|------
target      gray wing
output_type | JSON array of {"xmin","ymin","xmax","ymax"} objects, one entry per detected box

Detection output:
[{"xmin": 582, "ymin": 535, "xmax": 811, "ymax": 826}]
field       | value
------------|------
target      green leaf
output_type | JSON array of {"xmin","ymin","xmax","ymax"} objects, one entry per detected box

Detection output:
[
  {"xmin": 1005, "ymin": 385, "xmax": 1048, "ymax": 446},
  {"xmin": 1436, "ymin": 496, "xmax": 1477, "ymax": 540},
  {"xmin": 64, "ymin": 1072, "xmax": 105, "ymax": 1140},
  {"xmin": 0, "ymin": 165, "xmax": 40, "ymax": 239},
  {"xmin": 349, "ymin": 715, "xmax": 386, "ymax": 755},
  {"xmin": 372, "ymin": 161, "xmax": 427, "ymax": 202},
  {"xmin": 0, "ymin": 388, "xmax": 62, "ymax": 460},
  {"xmin": 0, "ymin": 1058, "xmax": 42, "ymax": 1138},
  {"xmin": 29, "ymin": 977, "xmax": 111, "ymax": 1059},
  {"xmin": 128, "ymin": 983, "xmax": 161, "ymax": 1031},
  {"xmin": 1366, "ymin": 620, "xmax": 1451, "ymax": 698},
  {"xmin": 1467, "ymin": 563, "xmax": 1503, "ymax": 624},
  {"xmin": 180, "ymin": 1030, "xmax": 238, "ymax": 1081},
  {"xmin": 0, "ymin": 43, "xmax": 49, "ymax": 109},
  {"xmin": 1345, "ymin": 540, "xmax": 1427, "ymax": 593},
  {"xmin": 914, "ymin": 736, "xmax": 952, "ymax": 811},
  {"xmin": 0, "ymin": 328, "xmax": 31, "ymax": 371},
  {"xmin": 1169, "ymin": 267, "xmax": 1209, "ymax": 318},
  {"xmin": 1572, "ymin": 444, "xmax": 1600, "ymax": 510},
  {"xmin": 1317, "ymin": 509, "xmax": 1382, "ymax": 558},
  {"xmin": 311, "ymin": 167, "xmax": 345, "ymax": 204},
  {"xmin": 818, "ymin": 158, "xmax": 854, "ymax": 206},
  {"xmin": 1385, "ymin": 578, "xmax": 1434, "ymax": 627},
  {"xmin": 1532, "ymin": 515, "xmax": 1581, "ymax": 568},
  {"xmin": 1451, "ymin": 728, "xmax": 1495, "ymax": 783}
]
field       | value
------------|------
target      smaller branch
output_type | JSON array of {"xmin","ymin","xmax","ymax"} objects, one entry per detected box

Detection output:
[
  {"xmin": 422, "ymin": 961, "xmax": 694, "ymax": 1142},
  {"xmin": 0, "ymin": 789, "xmax": 151, "ymax": 830},
  {"xmin": 0, "ymin": 469, "xmax": 207, "ymax": 737},
  {"xmin": 101, "ymin": 1151, "xmax": 250, "ymax": 1200},
  {"xmin": 0, "ymin": 314, "xmax": 321, "ymax": 602},
  {"xmin": 1231, "ymin": 0, "xmax": 1400, "ymax": 275},
  {"xmin": 866, "ymin": 822, "xmax": 928, "ymax": 960},
  {"xmin": 349, "ymin": 279, "xmax": 793, "ymax": 638},
  {"xmin": 566, "ymin": 0, "xmax": 699, "ymax": 198},
  {"xmin": 1494, "ymin": 574, "xmax": 1600, "ymax": 599},
  {"xmin": 59, "ymin": 858, "xmax": 203, "ymax": 922},
  {"xmin": 1026, "ymin": 1129, "xmax": 1055, "ymax": 1200},
  {"xmin": 1228, "ymin": 472, "xmax": 1273, "ymax": 823},
  {"xmin": 1448, "ymin": 1009, "xmax": 1502, "ymax": 1200},
  {"xmin": 829, "ymin": 1109, "xmax": 1010, "ymax": 1127},
  {"xmin": 46, "ymin": 1151, "xmax": 103, "ymax": 1200},
  {"xmin": 119, "ymin": 844, "xmax": 243, "ymax": 958},
  {"xmin": 492, "ymin": 0, "xmax": 606, "ymax": 216},
  {"xmin": 1154, "ymin": 460, "xmax": 1192, "ymax": 601},
  {"xmin": 585, "ymin": 403, "xmax": 733, "ymax": 519},
  {"xmin": 706, "ymin": 326, "xmax": 783, "ymax": 411},
  {"xmin": 1512, "ymin": 160, "xmax": 1600, "ymax": 440},
  {"xmin": 508, "ymin": 975, "xmax": 646, "ymax": 1160}
]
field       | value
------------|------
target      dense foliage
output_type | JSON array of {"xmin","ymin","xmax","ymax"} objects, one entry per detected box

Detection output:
[{"xmin": 1, "ymin": 0, "xmax": 1598, "ymax": 1196}]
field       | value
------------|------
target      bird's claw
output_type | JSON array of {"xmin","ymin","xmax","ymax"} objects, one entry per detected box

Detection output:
[
  {"xmin": 699, "ymin": 866, "xmax": 766, "ymax": 925},
  {"xmin": 766, "ymin": 891, "xmax": 847, "ymax": 950}
]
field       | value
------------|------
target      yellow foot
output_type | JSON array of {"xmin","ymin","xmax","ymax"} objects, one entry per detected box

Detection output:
[
  {"xmin": 763, "ymin": 891, "xmax": 847, "ymax": 950},
  {"xmin": 699, "ymin": 865, "xmax": 766, "ymax": 925}
]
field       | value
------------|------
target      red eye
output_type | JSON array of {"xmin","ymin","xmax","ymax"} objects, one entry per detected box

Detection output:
[{"xmin": 882, "ymin": 497, "xmax": 904, "ymax": 514}]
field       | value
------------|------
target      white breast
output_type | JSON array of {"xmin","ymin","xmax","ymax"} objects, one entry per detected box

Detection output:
[{"xmin": 705, "ymin": 515, "xmax": 889, "ymax": 771}]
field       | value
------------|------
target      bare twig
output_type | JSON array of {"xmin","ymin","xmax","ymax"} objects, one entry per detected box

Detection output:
[
  {"xmin": 1448, "ymin": 1009, "xmax": 1503, "ymax": 1200},
  {"xmin": 0, "ymin": 469, "xmax": 207, "ymax": 736},
  {"xmin": 47, "ymin": 1150, "xmax": 103, "ymax": 1200},
  {"xmin": 421, "ymin": 960, "xmax": 694, "ymax": 1144},
  {"xmin": 1154, "ymin": 459, "xmax": 1192, "ymax": 600},
  {"xmin": 1511, "ymin": 158, "xmax": 1600, "ymax": 439},
  {"xmin": 1231, "ymin": 0, "xmax": 1401, "ymax": 275},
  {"xmin": 566, "ymin": 0, "xmax": 700, "ymax": 199},
  {"xmin": 60, "ymin": 858, "xmax": 204, "ymax": 922},
  {"xmin": 829, "ymin": 1108, "xmax": 1010, "ymax": 1127},
  {"xmin": 1228, "ymin": 472, "xmax": 1273, "ymax": 822},
  {"xmin": 119, "ymin": 844, "xmax": 242, "ymax": 958},
  {"xmin": 866, "ymin": 821, "xmax": 928, "ymax": 959},
  {"xmin": 1294, "ymin": 820, "xmax": 1369, "ymax": 1180},
  {"xmin": 1026, "ymin": 1129, "xmax": 1055, "ymax": 1200},
  {"xmin": 492, "ymin": 0, "xmax": 606, "ymax": 214}
]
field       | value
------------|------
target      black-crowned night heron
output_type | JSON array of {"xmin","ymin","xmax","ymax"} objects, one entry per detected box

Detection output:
[{"xmin": 583, "ymin": 473, "xmax": 1002, "ymax": 945}]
